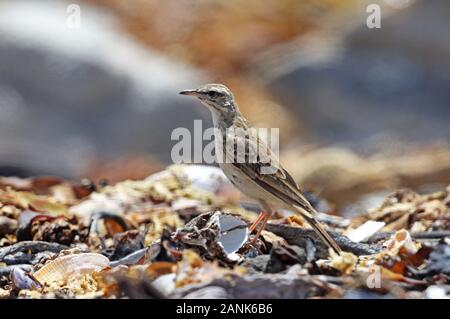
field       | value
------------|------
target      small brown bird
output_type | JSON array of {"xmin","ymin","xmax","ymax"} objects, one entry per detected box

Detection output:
[{"xmin": 180, "ymin": 84, "xmax": 341, "ymax": 254}]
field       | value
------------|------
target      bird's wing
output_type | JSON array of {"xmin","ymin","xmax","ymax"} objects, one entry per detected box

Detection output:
[
  {"xmin": 224, "ymin": 131, "xmax": 342, "ymax": 254},
  {"xmin": 225, "ymin": 131, "xmax": 314, "ymax": 213}
]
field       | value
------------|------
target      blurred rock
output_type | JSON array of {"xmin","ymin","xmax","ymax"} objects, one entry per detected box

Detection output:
[
  {"xmin": 0, "ymin": 0, "xmax": 210, "ymax": 178},
  {"xmin": 171, "ymin": 268, "xmax": 323, "ymax": 299},
  {"xmin": 0, "ymin": 216, "xmax": 18, "ymax": 236},
  {"xmin": 267, "ymin": 0, "xmax": 450, "ymax": 154},
  {"xmin": 281, "ymin": 145, "xmax": 450, "ymax": 209}
]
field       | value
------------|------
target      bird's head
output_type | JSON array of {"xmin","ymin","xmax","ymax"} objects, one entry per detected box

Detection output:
[{"xmin": 180, "ymin": 84, "xmax": 237, "ymax": 117}]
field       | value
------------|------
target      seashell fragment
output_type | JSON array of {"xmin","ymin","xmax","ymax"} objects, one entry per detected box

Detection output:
[
  {"xmin": 147, "ymin": 164, "xmax": 238, "ymax": 196},
  {"xmin": 176, "ymin": 211, "xmax": 249, "ymax": 262},
  {"xmin": 33, "ymin": 253, "xmax": 109, "ymax": 285},
  {"xmin": 152, "ymin": 273, "xmax": 176, "ymax": 296},
  {"xmin": 385, "ymin": 229, "xmax": 419, "ymax": 256},
  {"xmin": 215, "ymin": 213, "xmax": 249, "ymax": 261},
  {"xmin": 346, "ymin": 221, "xmax": 385, "ymax": 243},
  {"xmin": 11, "ymin": 267, "xmax": 41, "ymax": 290}
]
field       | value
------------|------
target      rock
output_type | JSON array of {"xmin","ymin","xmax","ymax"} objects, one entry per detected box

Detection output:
[
  {"xmin": 181, "ymin": 286, "xmax": 229, "ymax": 299},
  {"xmin": 242, "ymin": 255, "xmax": 271, "ymax": 273},
  {"xmin": 343, "ymin": 289, "xmax": 393, "ymax": 299},
  {"xmin": 171, "ymin": 267, "xmax": 325, "ymax": 299},
  {"xmin": 0, "ymin": 0, "xmax": 211, "ymax": 178},
  {"xmin": 420, "ymin": 243, "xmax": 450, "ymax": 277},
  {"xmin": 265, "ymin": 222, "xmax": 381, "ymax": 258},
  {"xmin": 175, "ymin": 211, "xmax": 249, "ymax": 262},
  {"xmin": 266, "ymin": 244, "xmax": 307, "ymax": 273},
  {"xmin": 0, "ymin": 216, "xmax": 18, "ymax": 235},
  {"xmin": 266, "ymin": 0, "xmax": 450, "ymax": 154}
]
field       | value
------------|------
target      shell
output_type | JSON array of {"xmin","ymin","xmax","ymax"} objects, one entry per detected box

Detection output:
[
  {"xmin": 152, "ymin": 273, "xmax": 176, "ymax": 296},
  {"xmin": 147, "ymin": 164, "xmax": 237, "ymax": 195},
  {"xmin": 11, "ymin": 267, "xmax": 41, "ymax": 290},
  {"xmin": 179, "ymin": 211, "xmax": 249, "ymax": 262},
  {"xmin": 33, "ymin": 253, "xmax": 109, "ymax": 285},
  {"xmin": 215, "ymin": 213, "xmax": 248, "ymax": 261}
]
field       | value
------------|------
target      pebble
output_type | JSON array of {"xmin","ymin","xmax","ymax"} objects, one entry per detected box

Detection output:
[{"xmin": 0, "ymin": 216, "xmax": 18, "ymax": 236}]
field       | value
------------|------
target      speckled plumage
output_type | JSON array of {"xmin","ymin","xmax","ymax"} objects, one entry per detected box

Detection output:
[{"xmin": 180, "ymin": 84, "xmax": 341, "ymax": 253}]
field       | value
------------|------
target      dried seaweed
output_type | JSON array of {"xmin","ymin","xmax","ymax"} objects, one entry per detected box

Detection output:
[
  {"xmin": 0, "ymin": 241, "xmax": 68, "ymax": 263},
  {"xmin": 0, "ymin": 166, "xmax": 448, "ymax": 299},
  {"xmin": 265, "ymin": 223, "xmax": 380, "ymax": 258},
  {"xmin": 170, "ymin": 266, "xmax": 331, "ymax": 299},
  {"xmin": 420, "ymin": 243, "xmax": 450, "ymax": 277}
]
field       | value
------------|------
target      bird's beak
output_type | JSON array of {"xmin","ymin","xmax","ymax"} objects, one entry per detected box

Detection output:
[{"xmin": 179, "ymin": 89, "xmax": 200, "ymax": 97}]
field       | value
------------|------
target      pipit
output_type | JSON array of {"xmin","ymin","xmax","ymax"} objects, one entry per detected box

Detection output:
[{"xmin": 180, "ymin": 84, "xmax": 342, "ymax": 254}]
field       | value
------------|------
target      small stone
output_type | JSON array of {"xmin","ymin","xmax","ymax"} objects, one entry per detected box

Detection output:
[{"xmin": 0, "ymin": 216, "xmax": 18, "ymax": 235}]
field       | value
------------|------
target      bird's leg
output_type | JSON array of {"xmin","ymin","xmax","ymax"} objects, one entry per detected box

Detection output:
[
  {"xmin": 249, "ymin": 211, "xmax": 265, "ymax": 233},
  {"xmin": 251, "ymin": 200, "xmax": 273, "ymax": 244},
  {"xmin": 252, "ymin": 211, "xmax": 273, "ymax": 243}
]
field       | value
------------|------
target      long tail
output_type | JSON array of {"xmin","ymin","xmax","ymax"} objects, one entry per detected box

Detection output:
[{"xmin": 292, "ymin": 204, "xmax": 342, "ymax": 254}]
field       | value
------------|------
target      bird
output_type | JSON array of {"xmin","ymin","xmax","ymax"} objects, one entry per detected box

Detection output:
[{"xmin": 180, "ymin": 84, "xmax": 342, "ymax": 254}]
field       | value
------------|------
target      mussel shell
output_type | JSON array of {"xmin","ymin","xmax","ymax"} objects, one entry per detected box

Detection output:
[
  {"xmin": 33, "ymin": 253, "xmax": 109, "ymax": 285},
  {"xmin": 11, "ymin": 267, "xmax": 41, "ymax": 290},
  {"xmin": 178, "ymin": 211, "xmax": 249, "ymax": 262},
  {"xmin": 216, "ymin": 213, "xmax": 248, "ymax": 256}
]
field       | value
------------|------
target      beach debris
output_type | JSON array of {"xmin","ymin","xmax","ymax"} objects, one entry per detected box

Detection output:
[
  {"xmin": 152, "ymin": 273, "xmax": 176, "ymax": 296},
  {"xmin": 10, "ymin": 267, "xmax": 41, "ymax": 290},
  {"xmin": 321, "ymin": 251, "xmax": 358, "ymax": 275},
  {"xmin": 0, "ymin": 264, "xmax": 32, "ymax": 277},
  {"xmin": 265, "ymin": 222, "xmax": 380, "ymax": 258},
  {"xmin": 425, "ymin": 285, "xmax": 447, "ymax": 299},
  {"xmin": 32, "ymin": 252, "xmax": 109, "ymax": 286},
  {"xmin": 174, "ymin": 211, "xmax": 249, "ymax": 262},
  {"xmin": 420, "ymin": 243, "xmax": 450, "ymax": 277},
  {"xmin": 0, "ymin": 241, "xmax": 68, "ymax": 264},
  {"xmin": 107, "ymin": 230, "xmax": 146, "ymax": 261},
  {"xmin": 0, "ymin": 166, "xmax": 448, "ymax": 299},
  {"xmin": 16, "ymin": 211, "xmax": 79, "ymax": 245},
  {"xmin": 0, "ymin": 188, "xmax": 67, "ymax": 217},
  {"xmin": 384, "ymin": 230, "xmax": 420, "ymax": 256},
  {"xmin": 171, "ymin": 265, "xmax": 330, "ymax": 299},
  {"xmin": 346, "ymin": 221, "xmax": 386, "ymax": 243},
  {"xmin": 265, "ymin": 244, "xmax": 307, "ymax": 273},
  {"xmin": 0, "ymin": 216, "xmax": 18, "ymax": 236},
  {"xmin": 147, "ymin": 164, "xmax": 238, "ymax": 200}
]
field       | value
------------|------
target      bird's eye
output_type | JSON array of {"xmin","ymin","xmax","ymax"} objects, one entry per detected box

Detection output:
[{"xmin": 207, "ymin": 91, "xmax": 220, "ymax": 99}]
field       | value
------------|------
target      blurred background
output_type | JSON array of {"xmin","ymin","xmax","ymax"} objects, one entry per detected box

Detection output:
[{"xmin": 0, "ymin": 0, "xmax": 449, "ymax": 216}]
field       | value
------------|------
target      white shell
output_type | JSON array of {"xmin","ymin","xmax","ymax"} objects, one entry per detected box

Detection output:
[
  {"xmin": 33, "ymin": 253, "xmax": 109, "ymax": 285},
  {"xmin": 347, "ymin": 221, "xmax": 385, "ymax": 243},
  {"xmin": 205, "ymin": 212, "xmax": 248, "ymax": 261},
  {"xmin": 147, "ymin": 164, "xmax": 235, "ymax": 194},
  {"xmin": 152, "ymin": 273, "xmax": 176, "ymax": 296}
]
